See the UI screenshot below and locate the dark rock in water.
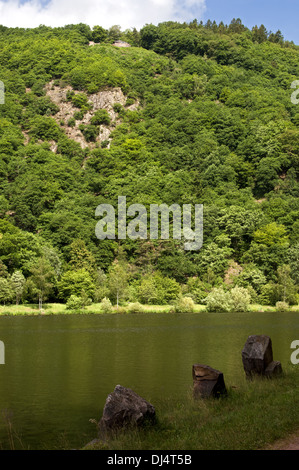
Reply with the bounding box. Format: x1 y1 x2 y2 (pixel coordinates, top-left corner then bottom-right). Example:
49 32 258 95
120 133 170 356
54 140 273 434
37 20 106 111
192 364 227 398
265 360 283 378
242 335 282 378
99 385 156 434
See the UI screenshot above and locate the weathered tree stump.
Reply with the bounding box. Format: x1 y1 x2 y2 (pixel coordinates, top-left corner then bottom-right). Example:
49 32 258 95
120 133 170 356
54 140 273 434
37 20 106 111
98 385 156 435
192 364 227 399
242 335 282 379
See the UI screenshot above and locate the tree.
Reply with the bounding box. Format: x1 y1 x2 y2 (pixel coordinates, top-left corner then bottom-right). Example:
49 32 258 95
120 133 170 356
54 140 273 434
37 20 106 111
108 260 129 307
0 277 13 305
11 271 25 305
57 268 95 302
274 265 297 305
94 267 109 302
67 239 96 275
108 25 122 42
92 25 108 43
29 257 55 309
253 223 289 246
252 24 268 43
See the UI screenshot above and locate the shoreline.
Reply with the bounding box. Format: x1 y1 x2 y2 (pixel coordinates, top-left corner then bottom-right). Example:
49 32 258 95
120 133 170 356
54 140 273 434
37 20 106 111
1 303 299 316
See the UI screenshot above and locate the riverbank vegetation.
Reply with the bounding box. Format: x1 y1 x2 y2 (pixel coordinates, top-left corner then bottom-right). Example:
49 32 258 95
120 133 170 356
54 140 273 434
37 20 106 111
0 301 298 316
0 20 298 312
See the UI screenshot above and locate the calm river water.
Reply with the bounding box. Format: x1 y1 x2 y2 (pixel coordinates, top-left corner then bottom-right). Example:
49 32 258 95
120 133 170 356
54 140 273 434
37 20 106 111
0 311 298 449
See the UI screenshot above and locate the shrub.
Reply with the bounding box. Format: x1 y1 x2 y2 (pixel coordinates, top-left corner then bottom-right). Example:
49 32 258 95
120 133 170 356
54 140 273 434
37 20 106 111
100 297 113 313
71 93 91 110
125 98 135 107
113 103 123 113
79 123 99 142
87 83 98 94
276 301 289 312
66 90 75 101
101 139 109 148
66 295 84 310
67 117 76 127
127 302 144 313
172 296 195 313
114 306 127 314
73 110 84 120
29 116 61 140
205 288 232 312
230 286 251 312
90 109 111 126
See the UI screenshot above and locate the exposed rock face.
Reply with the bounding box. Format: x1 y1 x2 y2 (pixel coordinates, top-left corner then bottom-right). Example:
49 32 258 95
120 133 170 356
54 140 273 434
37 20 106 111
44 82 139 150
99 385 156 434
192 364 227 399
113 41 131 48
242 335 282 379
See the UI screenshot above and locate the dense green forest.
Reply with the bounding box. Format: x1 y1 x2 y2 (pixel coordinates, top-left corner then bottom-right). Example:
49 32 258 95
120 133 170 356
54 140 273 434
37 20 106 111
0 19 298 310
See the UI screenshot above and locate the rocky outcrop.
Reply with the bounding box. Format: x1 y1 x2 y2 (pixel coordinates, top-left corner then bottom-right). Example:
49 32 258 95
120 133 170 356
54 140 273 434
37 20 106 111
43 82 139 150
192 364 227 399
99 385 156 434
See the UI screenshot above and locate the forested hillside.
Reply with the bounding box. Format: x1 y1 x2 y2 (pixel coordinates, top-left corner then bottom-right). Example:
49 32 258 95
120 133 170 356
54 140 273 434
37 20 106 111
0 19 298 308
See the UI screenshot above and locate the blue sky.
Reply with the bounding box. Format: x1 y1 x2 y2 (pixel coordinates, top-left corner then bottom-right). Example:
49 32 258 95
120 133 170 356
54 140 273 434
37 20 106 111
0 0 298 45
202 0 299 44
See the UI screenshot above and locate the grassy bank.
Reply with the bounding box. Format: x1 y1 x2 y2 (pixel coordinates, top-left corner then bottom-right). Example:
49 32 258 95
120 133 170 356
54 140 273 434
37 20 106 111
0 303 299 316
84 364 299 451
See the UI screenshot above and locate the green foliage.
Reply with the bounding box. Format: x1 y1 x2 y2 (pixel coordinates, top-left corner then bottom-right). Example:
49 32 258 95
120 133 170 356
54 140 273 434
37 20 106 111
67 239 96 274
253 223 289 246
79 123 99 142
137 272 181 305
172 295 195 313
90 109 111 126
57 269 95 301
205 288 232 312
66 294 85 311
10 270 26 305
108 259 130 307
229 286 251 312
205 286 251 312
70 93 92 111
0 21 297 306
28 257 55 308
0 276 13 304
275 301 289 312
99 297 113 313
127 301 143 313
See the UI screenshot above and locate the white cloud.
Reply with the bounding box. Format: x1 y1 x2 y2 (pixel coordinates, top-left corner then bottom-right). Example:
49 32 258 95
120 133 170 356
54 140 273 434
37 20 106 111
0 0 206 30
